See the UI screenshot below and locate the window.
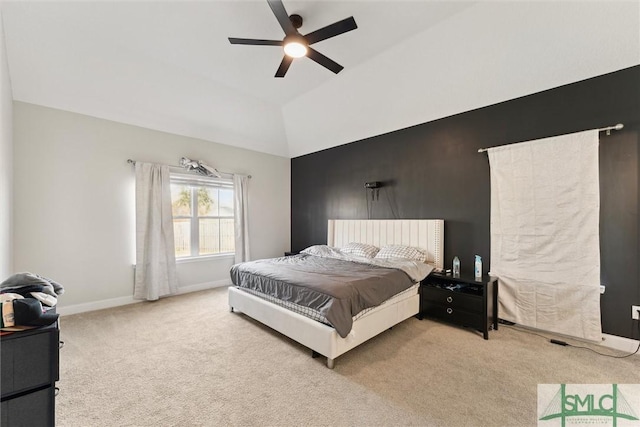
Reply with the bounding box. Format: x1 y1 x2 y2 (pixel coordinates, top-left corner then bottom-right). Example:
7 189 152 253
170 174 234 258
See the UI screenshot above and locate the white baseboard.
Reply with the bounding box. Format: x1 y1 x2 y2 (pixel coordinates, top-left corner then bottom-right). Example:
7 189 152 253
57 294 142 316
600 333 640 353
173 279 230 296
57 279 231 316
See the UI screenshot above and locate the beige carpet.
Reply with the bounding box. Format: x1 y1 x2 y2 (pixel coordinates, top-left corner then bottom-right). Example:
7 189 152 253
56 287 639 427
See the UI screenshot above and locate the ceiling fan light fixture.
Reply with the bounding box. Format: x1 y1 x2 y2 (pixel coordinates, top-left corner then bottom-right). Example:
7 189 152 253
283 36 308 58
228 0 357 77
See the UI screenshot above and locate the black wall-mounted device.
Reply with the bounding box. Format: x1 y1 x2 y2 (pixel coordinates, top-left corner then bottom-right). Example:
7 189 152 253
364 181 381 189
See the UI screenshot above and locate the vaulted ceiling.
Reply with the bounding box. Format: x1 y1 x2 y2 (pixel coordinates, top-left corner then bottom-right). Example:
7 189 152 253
2 1 638 158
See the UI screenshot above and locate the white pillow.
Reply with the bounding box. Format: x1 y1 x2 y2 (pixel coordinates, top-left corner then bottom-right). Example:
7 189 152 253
340 242 380 258
375 245 427 262
301 245 337 257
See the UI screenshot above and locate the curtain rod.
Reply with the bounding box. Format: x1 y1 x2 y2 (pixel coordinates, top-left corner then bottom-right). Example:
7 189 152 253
126 159 251 179
477 123 624 153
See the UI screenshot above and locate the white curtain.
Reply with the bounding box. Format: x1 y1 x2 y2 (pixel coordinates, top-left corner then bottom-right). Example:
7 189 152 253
488 130 602 341
233 174 250 263
134 162 178 300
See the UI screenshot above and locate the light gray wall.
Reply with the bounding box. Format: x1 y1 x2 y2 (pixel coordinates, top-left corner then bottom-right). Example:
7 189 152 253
0 11 13 280
13 102 290 311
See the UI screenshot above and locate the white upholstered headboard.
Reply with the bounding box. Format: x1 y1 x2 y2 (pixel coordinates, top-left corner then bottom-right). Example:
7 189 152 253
327 219 444 270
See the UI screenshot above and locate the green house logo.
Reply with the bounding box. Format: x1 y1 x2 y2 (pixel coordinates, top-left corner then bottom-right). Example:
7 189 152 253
539 384 639 427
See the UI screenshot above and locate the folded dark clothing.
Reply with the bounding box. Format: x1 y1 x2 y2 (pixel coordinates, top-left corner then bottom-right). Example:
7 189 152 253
0 273 65 296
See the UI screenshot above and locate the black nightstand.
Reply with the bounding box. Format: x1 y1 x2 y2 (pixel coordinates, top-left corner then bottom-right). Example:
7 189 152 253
1 322 60 426
420 272 498 339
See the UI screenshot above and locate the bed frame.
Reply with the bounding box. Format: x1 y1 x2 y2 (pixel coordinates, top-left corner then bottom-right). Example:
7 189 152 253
228 219 444 368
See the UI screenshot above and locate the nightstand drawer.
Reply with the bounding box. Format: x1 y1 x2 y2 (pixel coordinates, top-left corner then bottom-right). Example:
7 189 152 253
1 328 58 398
422 301 483 328
1 385 55 427
421 286 482 313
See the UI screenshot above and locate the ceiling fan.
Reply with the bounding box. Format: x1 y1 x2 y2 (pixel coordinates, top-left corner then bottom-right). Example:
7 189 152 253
228 0 358 78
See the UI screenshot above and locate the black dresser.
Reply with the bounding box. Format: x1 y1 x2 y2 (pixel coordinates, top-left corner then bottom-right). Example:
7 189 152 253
420 272 498 339
1 322 59 426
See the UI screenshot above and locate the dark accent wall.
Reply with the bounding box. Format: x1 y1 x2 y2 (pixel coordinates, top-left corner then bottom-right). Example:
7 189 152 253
291 66 640 340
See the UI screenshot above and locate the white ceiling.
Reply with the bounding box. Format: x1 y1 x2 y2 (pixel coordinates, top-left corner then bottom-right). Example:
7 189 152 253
2 1 639 158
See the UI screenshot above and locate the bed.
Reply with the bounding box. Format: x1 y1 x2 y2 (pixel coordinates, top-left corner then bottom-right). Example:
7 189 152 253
228 219 444 368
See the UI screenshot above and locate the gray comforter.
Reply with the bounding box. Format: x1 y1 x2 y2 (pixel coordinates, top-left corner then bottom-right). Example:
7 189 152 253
230 253 422 338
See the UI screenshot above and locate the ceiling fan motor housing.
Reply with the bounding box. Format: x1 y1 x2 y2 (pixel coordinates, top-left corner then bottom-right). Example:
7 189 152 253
290 14 303 29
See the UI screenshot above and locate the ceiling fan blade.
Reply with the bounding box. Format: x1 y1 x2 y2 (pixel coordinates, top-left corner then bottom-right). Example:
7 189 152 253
304 17 357 45
228 38 283 46
306 48 344 74
275 56 294 78
267 0 296 36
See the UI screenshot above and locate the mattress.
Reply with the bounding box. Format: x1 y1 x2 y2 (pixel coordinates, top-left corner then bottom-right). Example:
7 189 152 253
235 283 420 330
230 253 425 338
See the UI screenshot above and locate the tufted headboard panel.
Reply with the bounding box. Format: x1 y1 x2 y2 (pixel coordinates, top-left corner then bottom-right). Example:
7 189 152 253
327 219 444 270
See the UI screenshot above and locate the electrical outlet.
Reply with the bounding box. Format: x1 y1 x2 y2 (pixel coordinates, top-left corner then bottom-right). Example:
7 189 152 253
633 305 640 321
